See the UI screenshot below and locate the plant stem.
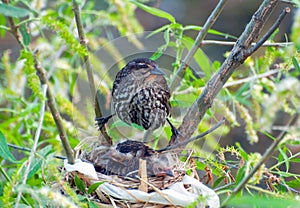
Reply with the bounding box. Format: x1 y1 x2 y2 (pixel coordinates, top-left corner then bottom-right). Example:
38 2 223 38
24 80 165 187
34 53 75 165
72 0 112 145
169 0 228 92
14 84 48 207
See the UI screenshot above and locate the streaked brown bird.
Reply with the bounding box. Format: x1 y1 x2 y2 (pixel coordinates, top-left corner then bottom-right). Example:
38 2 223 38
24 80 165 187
96 58 178 136
85 140 174 177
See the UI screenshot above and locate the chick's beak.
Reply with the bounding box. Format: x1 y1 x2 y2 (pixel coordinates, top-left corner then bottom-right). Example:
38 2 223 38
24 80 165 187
165 169 174 177
150 66 165 75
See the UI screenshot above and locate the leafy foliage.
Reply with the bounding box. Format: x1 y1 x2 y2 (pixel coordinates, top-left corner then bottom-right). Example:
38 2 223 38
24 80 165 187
0 0 299 207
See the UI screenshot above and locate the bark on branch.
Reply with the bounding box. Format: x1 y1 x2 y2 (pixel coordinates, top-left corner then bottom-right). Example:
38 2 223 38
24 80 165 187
170 0 289 145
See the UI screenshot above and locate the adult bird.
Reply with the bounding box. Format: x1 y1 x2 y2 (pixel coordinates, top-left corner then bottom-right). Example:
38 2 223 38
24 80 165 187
95 58 178 136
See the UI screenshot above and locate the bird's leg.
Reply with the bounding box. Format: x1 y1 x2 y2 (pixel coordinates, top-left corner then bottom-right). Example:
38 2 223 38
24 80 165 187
166 118 180 138
95 114 115 130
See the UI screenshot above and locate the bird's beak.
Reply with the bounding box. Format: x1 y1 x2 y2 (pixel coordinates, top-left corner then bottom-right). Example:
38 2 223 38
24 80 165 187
150 66 165 75
165 169 174 177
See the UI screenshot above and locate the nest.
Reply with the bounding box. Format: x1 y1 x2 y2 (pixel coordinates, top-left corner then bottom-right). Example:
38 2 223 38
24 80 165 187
61 138 220 207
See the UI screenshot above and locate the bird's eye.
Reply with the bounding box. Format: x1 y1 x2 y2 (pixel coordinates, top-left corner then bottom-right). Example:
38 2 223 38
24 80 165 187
136 63 148 68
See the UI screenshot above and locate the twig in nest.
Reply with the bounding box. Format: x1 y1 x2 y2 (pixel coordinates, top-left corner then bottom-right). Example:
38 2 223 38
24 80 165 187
138 159 148 192
135 176 175 206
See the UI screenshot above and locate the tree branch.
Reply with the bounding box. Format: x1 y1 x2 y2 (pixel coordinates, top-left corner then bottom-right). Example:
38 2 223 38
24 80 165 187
34 51 75 164
169 0 228 92
72 0 112 145
3 0 23 47
170 0 287 145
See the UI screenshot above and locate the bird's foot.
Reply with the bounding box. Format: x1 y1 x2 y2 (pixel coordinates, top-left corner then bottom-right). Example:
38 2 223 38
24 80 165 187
171 126 180 138
95 114 114 130
166 118 181 138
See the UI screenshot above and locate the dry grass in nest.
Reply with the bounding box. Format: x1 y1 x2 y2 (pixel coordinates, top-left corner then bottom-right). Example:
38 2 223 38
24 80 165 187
60 159 187 207
58 138 210 207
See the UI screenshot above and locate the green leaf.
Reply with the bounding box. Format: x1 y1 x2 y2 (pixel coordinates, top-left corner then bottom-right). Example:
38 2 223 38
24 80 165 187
0 3 31 18
0 15 7 37
235 166 245 183
88 182 104 194
269 28 279 41
226 195 300 208
130 1 175 23
235 142 248 160
183 25 237 39
173 93 197 107
147 24 170 38
213 176 225 188
109 120 144 131
292 56 300 73
20 146 55 179
0 131 18 163
74 174 86 192
88 201 99 208
150 49 163 60
285 178 300 189
290 158 300 163
278 147 289 172
182 36 211 77
20 24 30 46
150 28 171 60
26 157 42 179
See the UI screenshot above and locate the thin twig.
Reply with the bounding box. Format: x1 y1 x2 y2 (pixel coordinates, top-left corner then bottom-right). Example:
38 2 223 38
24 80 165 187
7 143 67 160
14 84 47 208
159 118 225 152
34 51 75 164
7 143 32 154
222 113 298 206
169 0 228 92
246 7 290 56
173 68 280 95
3 0 24 47
200 40 293 47
223 68 280 88
170 0 286 145
280 0 297 6
72 0 112 145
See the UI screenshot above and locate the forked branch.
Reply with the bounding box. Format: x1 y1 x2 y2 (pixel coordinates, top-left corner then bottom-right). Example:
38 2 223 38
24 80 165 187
170 0 289 145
